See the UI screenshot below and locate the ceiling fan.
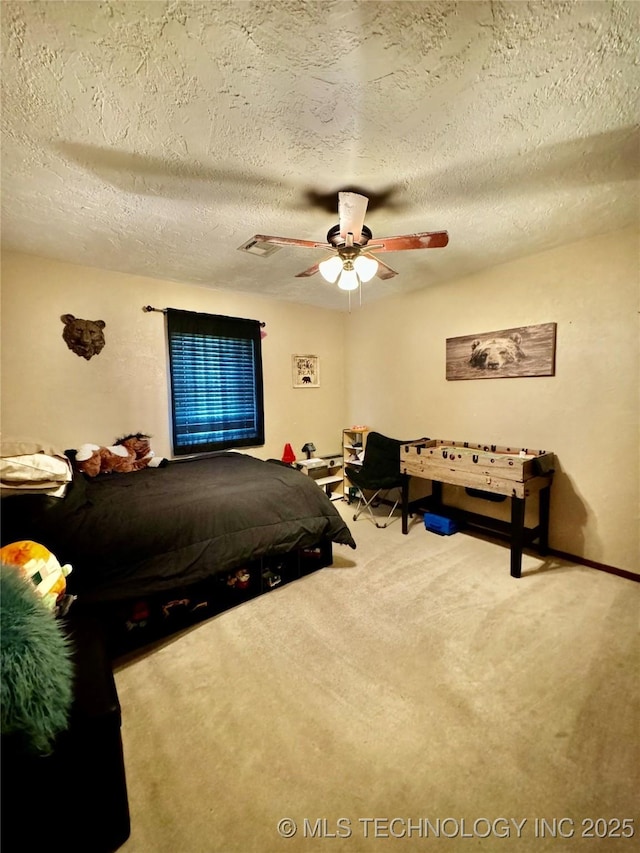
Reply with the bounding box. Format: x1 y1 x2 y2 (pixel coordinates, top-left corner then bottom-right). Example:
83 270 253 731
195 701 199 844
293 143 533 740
241 191 449 291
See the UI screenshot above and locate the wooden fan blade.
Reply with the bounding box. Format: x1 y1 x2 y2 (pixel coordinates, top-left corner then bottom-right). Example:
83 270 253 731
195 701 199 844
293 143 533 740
367 231 449 252
338 192 369 243
362 253 398 280
295 262 321 278
250 234 333 250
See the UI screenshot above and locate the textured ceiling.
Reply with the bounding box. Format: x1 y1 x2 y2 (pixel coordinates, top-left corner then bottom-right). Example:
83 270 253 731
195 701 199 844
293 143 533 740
1 1 638 311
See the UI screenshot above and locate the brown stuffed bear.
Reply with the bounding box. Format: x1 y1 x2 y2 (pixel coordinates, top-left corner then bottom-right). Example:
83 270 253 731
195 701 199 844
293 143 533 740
75 433 166 477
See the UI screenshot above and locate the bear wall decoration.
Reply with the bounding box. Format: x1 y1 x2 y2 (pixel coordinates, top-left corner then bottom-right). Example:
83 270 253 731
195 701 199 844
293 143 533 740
445 323 557 380
60 314 106 360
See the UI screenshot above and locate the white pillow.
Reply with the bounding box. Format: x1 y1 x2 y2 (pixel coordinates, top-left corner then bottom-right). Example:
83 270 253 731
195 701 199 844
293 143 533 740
0 453 72 495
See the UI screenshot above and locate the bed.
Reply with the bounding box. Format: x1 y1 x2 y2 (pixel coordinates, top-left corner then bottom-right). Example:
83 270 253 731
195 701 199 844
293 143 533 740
1 450 356 607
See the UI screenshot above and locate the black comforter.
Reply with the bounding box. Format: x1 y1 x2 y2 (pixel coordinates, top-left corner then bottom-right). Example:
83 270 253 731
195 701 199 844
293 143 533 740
1 453 356 603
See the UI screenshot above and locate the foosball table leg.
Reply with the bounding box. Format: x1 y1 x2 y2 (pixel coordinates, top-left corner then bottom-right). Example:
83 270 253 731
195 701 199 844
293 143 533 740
510 496 526 578
538 484 551 555
401 475 409 535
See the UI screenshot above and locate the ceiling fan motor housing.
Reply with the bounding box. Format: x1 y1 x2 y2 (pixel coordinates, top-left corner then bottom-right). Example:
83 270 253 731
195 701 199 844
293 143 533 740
327 223 372 247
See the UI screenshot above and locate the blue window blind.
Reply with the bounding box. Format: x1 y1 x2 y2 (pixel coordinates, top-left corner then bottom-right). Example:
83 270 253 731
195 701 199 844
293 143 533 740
167 308 264 455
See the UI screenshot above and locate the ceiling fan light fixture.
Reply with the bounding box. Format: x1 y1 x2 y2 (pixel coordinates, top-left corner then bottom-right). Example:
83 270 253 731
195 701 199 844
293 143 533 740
319 255 343 283
353 254 378 282
337 266 359 291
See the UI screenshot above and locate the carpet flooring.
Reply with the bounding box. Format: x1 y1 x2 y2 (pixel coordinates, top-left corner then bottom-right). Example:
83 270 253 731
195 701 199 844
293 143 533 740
115 502 639 852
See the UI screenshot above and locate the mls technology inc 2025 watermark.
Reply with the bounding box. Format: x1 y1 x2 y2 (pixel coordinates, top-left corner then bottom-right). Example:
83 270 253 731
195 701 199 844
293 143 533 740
276 816 635 841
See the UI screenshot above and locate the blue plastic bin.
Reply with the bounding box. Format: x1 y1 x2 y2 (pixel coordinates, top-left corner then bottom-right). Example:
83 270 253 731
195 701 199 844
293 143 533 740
423 512 459 536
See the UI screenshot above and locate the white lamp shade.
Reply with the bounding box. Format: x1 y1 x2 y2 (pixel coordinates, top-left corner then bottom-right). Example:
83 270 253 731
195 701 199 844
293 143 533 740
319 255 343 283
353 254 378 282
338 268 359 291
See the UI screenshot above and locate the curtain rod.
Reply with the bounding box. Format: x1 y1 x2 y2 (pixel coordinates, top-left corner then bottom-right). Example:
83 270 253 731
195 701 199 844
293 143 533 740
143 306 265 327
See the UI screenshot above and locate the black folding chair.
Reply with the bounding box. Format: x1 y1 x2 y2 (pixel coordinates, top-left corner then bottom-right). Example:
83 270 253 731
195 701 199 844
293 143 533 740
345 431 413 528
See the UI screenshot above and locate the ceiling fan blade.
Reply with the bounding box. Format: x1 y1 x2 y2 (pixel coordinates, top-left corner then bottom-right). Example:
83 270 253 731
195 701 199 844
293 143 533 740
367 231 449 252
338 192 369 243
249 234 332 250
362 253 398 280
295 262 321 278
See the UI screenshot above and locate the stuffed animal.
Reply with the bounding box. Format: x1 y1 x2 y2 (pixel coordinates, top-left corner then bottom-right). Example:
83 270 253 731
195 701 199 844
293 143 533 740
75 432 166 477
226 568 251 589
0 540 73 614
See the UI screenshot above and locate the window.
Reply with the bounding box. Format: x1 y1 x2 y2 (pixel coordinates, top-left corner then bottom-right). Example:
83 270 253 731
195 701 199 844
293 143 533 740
167 308 264 455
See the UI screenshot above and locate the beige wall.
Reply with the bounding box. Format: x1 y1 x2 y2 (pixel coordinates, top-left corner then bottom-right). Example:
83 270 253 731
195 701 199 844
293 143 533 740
0 252 347 461
344 227 640 574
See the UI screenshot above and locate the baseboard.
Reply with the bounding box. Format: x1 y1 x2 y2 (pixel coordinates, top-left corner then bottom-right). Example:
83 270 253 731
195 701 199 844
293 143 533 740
407 500 638 582
548 548 639 582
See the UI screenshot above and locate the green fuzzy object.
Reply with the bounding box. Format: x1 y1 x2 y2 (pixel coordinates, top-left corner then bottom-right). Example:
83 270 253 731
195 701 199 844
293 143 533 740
1 563 73 754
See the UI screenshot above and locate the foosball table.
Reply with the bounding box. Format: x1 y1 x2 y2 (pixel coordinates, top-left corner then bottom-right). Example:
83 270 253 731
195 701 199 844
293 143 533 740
400 439 555 578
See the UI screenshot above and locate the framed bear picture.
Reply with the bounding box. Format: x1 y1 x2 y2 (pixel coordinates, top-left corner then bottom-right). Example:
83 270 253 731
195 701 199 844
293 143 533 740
292 354 320 387
446 322 557 380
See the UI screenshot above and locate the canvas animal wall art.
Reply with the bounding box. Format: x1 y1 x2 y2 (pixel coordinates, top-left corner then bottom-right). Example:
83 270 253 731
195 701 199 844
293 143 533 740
469 332 526 371
446 323 556 380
